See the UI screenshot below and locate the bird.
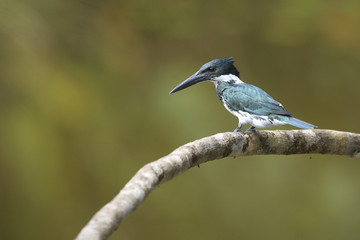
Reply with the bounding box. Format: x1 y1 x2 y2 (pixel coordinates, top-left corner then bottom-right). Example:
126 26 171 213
169 57 316 132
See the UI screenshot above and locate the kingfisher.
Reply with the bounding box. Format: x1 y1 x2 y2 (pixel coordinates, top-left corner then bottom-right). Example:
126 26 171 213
170 57 316 132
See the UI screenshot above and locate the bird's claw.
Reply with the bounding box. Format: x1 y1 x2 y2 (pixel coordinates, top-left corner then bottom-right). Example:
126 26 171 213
233 127 243 133
246 126 256 132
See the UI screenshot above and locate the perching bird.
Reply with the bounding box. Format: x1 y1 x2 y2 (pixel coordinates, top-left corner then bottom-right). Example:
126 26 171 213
170 57 316 132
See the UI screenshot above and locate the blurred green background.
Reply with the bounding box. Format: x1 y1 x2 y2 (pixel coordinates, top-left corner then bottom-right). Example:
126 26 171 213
1 0 360 239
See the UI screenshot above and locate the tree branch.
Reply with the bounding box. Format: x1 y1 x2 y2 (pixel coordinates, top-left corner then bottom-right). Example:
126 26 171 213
75 129 360 240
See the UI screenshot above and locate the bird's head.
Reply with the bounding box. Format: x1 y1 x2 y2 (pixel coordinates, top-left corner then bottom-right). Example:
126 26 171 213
170 57 240 94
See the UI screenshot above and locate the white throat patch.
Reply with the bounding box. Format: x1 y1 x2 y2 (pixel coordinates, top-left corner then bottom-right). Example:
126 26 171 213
212 74 243 84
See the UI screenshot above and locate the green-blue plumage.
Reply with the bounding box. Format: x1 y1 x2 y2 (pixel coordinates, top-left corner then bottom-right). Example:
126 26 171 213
216 81 291 116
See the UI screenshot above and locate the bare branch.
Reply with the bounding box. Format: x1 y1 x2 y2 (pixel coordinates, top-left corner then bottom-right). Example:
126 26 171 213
76 129 360 240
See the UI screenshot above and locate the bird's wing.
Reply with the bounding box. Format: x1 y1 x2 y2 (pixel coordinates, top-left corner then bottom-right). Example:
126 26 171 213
221 83 292 116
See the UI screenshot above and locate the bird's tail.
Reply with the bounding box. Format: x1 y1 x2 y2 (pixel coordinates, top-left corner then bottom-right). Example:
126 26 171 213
283 117 317 129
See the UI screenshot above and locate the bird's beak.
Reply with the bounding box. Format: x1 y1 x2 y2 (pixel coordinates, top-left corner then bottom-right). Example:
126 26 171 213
169 72 208 94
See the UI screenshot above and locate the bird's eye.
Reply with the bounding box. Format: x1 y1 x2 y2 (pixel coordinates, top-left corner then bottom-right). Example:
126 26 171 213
208 67 215 72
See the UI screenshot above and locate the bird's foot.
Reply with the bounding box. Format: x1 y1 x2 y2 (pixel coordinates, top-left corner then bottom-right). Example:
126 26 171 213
246 126 256 132
233 127 243 133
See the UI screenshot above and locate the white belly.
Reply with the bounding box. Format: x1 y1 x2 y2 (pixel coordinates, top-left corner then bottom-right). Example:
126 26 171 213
224 105 286 128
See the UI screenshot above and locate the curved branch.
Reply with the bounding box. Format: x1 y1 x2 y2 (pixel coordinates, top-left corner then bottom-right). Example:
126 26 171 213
76 129 360 240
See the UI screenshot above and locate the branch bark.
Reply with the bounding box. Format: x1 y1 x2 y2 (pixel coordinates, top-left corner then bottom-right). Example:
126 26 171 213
76 129 360 240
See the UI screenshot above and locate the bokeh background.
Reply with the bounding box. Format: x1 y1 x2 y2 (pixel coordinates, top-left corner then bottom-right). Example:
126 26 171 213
1 0 360 239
